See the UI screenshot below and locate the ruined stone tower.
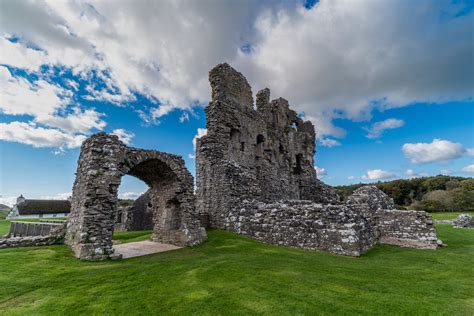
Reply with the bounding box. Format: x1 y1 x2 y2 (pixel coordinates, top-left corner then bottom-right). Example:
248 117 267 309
196 63 338 228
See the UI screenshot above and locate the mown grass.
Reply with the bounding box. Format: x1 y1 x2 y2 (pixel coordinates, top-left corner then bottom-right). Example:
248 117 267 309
113 230 152 244
0 220 11 236
431 212 474 220
0 222 472 315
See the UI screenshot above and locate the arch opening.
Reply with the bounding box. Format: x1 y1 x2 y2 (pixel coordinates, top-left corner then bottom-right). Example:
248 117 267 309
114 175 151 233
65 133 206 261
122 158 187 245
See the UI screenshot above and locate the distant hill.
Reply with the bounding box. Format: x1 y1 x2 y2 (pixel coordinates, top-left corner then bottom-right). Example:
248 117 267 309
335 175 474 212
0 204 12 219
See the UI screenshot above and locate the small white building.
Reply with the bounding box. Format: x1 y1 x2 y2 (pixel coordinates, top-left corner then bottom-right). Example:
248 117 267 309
7 195 71 219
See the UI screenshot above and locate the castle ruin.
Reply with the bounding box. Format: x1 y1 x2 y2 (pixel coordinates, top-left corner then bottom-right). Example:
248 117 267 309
1 63 437 260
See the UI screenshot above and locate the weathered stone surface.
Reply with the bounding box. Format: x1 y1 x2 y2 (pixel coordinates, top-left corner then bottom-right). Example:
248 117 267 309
8 221 64 237
66 133 206 261
376 210 438 249
347 185 395 216
225 200 375 256
195 64 438 256
347 186 438 249
0 222 66 249
114 192 154 232
453 214 474 228
196 63 340 228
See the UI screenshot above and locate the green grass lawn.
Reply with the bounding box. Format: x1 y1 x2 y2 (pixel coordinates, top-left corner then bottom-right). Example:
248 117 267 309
0 223 472 315
431 212 474 220
0 220 10 237
113 230 152 244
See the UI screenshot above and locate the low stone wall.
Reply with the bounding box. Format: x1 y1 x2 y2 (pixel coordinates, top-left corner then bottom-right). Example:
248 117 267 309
376 210 438 249
0 235 64 249
224 200 375 256
9 221 64 237
0 222 66 249
453 214 474 228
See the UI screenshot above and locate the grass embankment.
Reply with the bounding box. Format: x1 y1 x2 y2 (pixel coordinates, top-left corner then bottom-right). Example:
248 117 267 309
0 221 472 315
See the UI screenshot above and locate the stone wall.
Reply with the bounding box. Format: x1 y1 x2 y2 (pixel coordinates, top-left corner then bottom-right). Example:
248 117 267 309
196 63 339 228
453 214 474 228
0 222 66 249
114 191 154 232
346 186 438 249
8 221 64 237
194 64 438 256
224 200 375 256
66 133 206 261
376 210 438 249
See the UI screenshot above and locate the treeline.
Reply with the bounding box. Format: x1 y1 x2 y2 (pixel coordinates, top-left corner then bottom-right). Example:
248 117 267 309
335 176 474 212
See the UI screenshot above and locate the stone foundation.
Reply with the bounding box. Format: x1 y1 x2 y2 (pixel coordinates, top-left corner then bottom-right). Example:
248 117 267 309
453 214 474 228
376 210 438 249
346 186 439 249
224 200 375 256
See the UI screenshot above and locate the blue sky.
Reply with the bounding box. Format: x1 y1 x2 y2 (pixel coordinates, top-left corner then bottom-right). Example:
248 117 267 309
0 0 473 205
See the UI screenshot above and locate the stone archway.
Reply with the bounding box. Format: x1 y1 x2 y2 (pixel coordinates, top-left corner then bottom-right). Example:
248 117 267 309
65 133 206 260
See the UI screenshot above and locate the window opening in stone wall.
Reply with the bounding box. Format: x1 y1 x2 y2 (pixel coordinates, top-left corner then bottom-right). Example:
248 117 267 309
294 153 303 174
256 134 265 158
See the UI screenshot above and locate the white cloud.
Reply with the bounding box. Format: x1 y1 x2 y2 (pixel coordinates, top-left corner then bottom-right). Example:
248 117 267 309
365 118 404 139
405 169 430 179
0 0 470 136
0 65 105 149
179 112 190 123
347 176 355 180
362 169 396 180
35 108 106 134
0 66 70 117
192 128 208 150
315 166 327 179
461 164 474 173
118 191 144 200
318 138 341 147
402 139 465 164
112 128 134 145
467 148 474 157
188 153 196 159
439 169 451 176
0 121 86 149
0 37 48 71
0 195 17 207
238 1 473 134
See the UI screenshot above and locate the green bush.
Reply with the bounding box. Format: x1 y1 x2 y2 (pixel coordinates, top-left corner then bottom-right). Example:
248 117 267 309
337 175 474 212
